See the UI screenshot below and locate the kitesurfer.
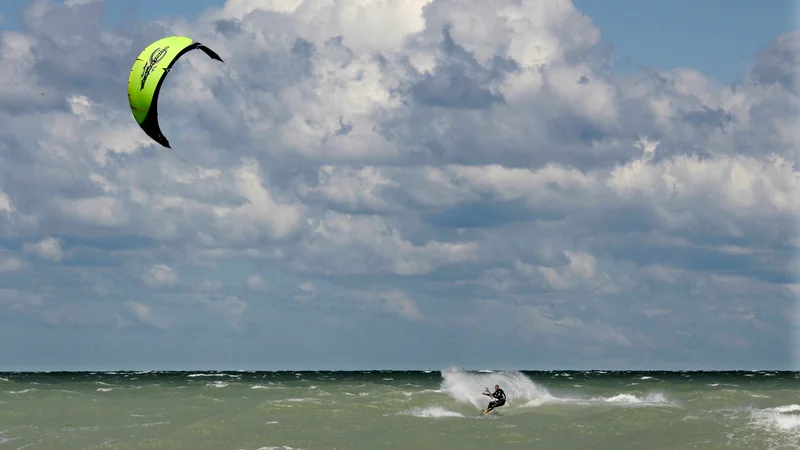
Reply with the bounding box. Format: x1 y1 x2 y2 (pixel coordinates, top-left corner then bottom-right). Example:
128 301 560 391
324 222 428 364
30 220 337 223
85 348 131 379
482 384 506 414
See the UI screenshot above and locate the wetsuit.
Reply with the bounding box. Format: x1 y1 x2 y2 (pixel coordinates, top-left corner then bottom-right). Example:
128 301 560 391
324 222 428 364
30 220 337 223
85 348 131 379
486 388 506 412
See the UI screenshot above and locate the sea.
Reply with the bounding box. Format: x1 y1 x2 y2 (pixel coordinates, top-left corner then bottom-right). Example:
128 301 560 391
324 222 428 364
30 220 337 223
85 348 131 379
0 368 797 449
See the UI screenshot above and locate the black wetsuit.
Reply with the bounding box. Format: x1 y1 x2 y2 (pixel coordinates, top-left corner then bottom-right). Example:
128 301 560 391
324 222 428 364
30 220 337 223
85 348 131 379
486 388 506 412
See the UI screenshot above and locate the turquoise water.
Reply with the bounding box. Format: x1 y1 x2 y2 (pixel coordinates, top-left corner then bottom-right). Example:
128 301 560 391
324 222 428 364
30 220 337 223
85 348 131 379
0 368 798 449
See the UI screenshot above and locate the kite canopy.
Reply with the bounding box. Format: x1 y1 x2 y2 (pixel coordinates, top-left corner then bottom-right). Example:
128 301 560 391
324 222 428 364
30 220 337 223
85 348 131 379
127 36 224 148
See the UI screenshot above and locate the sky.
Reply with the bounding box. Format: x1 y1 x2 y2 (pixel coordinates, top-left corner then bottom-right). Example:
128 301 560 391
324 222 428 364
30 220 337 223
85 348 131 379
0 0 797 371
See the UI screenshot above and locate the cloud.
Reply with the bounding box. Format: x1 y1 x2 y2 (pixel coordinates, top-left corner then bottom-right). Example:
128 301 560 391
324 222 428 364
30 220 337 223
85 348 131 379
142 264 179 288
294 211 479 276
22 236 63 261
377 290 424 321
126 301 170 329
293 281 316 301
749 30 799 93
0 0 796 369
0 255 24 272
0 191 12 213
244 275 268 293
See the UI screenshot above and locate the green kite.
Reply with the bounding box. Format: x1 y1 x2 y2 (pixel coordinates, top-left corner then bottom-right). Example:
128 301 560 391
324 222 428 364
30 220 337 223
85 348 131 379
127 36 224 148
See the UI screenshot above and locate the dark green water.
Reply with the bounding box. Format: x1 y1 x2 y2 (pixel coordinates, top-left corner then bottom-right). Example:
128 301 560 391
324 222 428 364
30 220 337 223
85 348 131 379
0 369 797 449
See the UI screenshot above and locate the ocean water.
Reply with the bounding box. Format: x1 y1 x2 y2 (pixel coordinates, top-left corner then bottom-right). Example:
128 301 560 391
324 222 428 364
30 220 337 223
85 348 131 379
0 368 798 449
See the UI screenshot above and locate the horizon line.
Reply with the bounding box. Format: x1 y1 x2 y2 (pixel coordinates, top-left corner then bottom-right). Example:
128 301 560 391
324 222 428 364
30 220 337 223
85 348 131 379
1 367 797 373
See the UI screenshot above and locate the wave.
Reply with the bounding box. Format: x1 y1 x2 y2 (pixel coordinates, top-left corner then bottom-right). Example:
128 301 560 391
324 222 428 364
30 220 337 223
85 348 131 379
284 398 324 404
0 430 19 445
188 373 240 378
751 404 800 434
241 447 303 450
123 421 170 428
589 393 671 406
8 389 36 394
401 406 465 418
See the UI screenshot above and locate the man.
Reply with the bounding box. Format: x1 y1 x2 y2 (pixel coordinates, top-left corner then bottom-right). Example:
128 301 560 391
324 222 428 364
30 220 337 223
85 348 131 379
482 384 506 414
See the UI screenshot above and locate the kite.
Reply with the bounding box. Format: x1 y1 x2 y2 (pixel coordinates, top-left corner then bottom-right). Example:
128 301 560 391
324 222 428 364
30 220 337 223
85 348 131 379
127 36 224 148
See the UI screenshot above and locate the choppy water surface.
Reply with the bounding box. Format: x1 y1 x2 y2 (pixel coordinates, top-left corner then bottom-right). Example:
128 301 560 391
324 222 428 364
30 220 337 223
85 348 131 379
0 369 797 449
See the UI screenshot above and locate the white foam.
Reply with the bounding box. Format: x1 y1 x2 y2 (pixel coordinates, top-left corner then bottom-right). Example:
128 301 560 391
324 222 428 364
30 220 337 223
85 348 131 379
749 404 800 443
770 405 800 414
97 388 113 392
284 398 323 404
241 447 302 450
403 406 465 418
207 381 228 388
402 388 441 397
124 421 170 428
594 393 672 406
8 389 35 394
0 430 20 445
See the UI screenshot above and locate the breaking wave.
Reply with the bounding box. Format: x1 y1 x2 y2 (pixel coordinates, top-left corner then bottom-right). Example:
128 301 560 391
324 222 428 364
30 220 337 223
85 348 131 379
750 404 800 447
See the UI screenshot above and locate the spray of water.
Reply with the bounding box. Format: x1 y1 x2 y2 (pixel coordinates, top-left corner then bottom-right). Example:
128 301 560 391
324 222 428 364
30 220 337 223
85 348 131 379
439 367 555 411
